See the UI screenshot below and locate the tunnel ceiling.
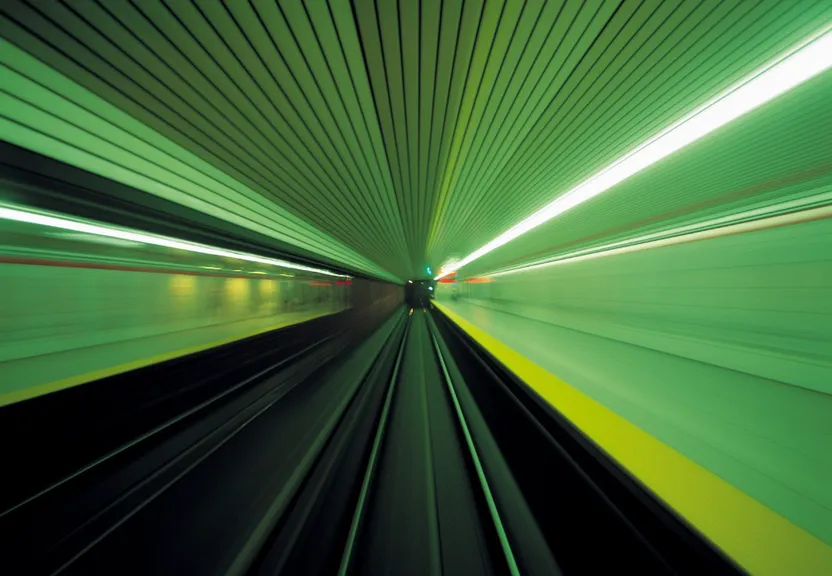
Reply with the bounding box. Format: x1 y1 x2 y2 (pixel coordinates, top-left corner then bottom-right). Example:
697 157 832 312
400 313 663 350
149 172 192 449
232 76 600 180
1 1 830 281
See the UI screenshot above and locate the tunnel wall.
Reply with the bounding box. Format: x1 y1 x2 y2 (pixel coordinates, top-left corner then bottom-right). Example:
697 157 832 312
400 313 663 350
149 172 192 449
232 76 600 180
439 217 832 395
0 264 348 363
0 221 402 402
350 276 404 314
436 216 832 544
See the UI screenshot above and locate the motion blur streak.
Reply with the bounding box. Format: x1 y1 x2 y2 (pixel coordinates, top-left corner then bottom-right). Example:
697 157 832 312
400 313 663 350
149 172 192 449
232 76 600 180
1 2 830 576
486 202 832 278
0 205 349 277
438 26 832 279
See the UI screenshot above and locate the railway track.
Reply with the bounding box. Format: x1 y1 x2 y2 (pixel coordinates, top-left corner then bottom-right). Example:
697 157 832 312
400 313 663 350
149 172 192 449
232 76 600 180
0 307 742 575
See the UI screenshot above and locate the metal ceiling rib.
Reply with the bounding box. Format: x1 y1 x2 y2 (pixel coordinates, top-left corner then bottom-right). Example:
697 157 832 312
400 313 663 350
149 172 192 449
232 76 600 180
461 64 832 275
0 39 392 278
1 1 830 281
427 0 832 262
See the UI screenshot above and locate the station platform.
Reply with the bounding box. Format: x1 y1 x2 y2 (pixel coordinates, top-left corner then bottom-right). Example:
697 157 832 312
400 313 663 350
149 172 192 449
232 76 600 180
434 299 832 574
0 310 332 407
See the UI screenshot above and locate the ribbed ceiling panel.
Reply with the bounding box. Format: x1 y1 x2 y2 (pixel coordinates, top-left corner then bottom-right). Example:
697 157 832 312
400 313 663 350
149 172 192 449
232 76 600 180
1 1 830 280
462 65 832 275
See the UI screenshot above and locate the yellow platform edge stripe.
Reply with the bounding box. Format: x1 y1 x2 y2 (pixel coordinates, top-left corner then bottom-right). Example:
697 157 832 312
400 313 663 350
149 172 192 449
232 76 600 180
0 310 332 408
434 301 832 576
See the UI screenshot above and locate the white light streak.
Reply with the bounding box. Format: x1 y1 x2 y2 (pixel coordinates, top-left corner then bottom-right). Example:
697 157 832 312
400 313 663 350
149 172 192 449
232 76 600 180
437 26 832 279
0 205 349 278
487 202 832 278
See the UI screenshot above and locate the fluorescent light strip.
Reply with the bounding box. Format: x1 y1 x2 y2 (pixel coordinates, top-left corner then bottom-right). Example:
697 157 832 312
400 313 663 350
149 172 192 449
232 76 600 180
486 203 832 278
0 205 349 278
437 26 832 280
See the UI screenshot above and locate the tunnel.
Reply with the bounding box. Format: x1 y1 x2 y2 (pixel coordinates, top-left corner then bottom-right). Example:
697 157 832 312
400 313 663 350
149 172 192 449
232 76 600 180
404 280 435 308
0 2 830 575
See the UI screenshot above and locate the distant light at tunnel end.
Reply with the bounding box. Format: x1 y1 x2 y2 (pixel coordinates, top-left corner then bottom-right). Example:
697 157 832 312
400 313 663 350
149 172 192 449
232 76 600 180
435 25 832 280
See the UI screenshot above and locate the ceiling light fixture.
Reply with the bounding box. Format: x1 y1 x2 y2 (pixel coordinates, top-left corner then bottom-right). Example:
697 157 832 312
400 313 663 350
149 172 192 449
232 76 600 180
0 205 350 278
436 26 832 279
